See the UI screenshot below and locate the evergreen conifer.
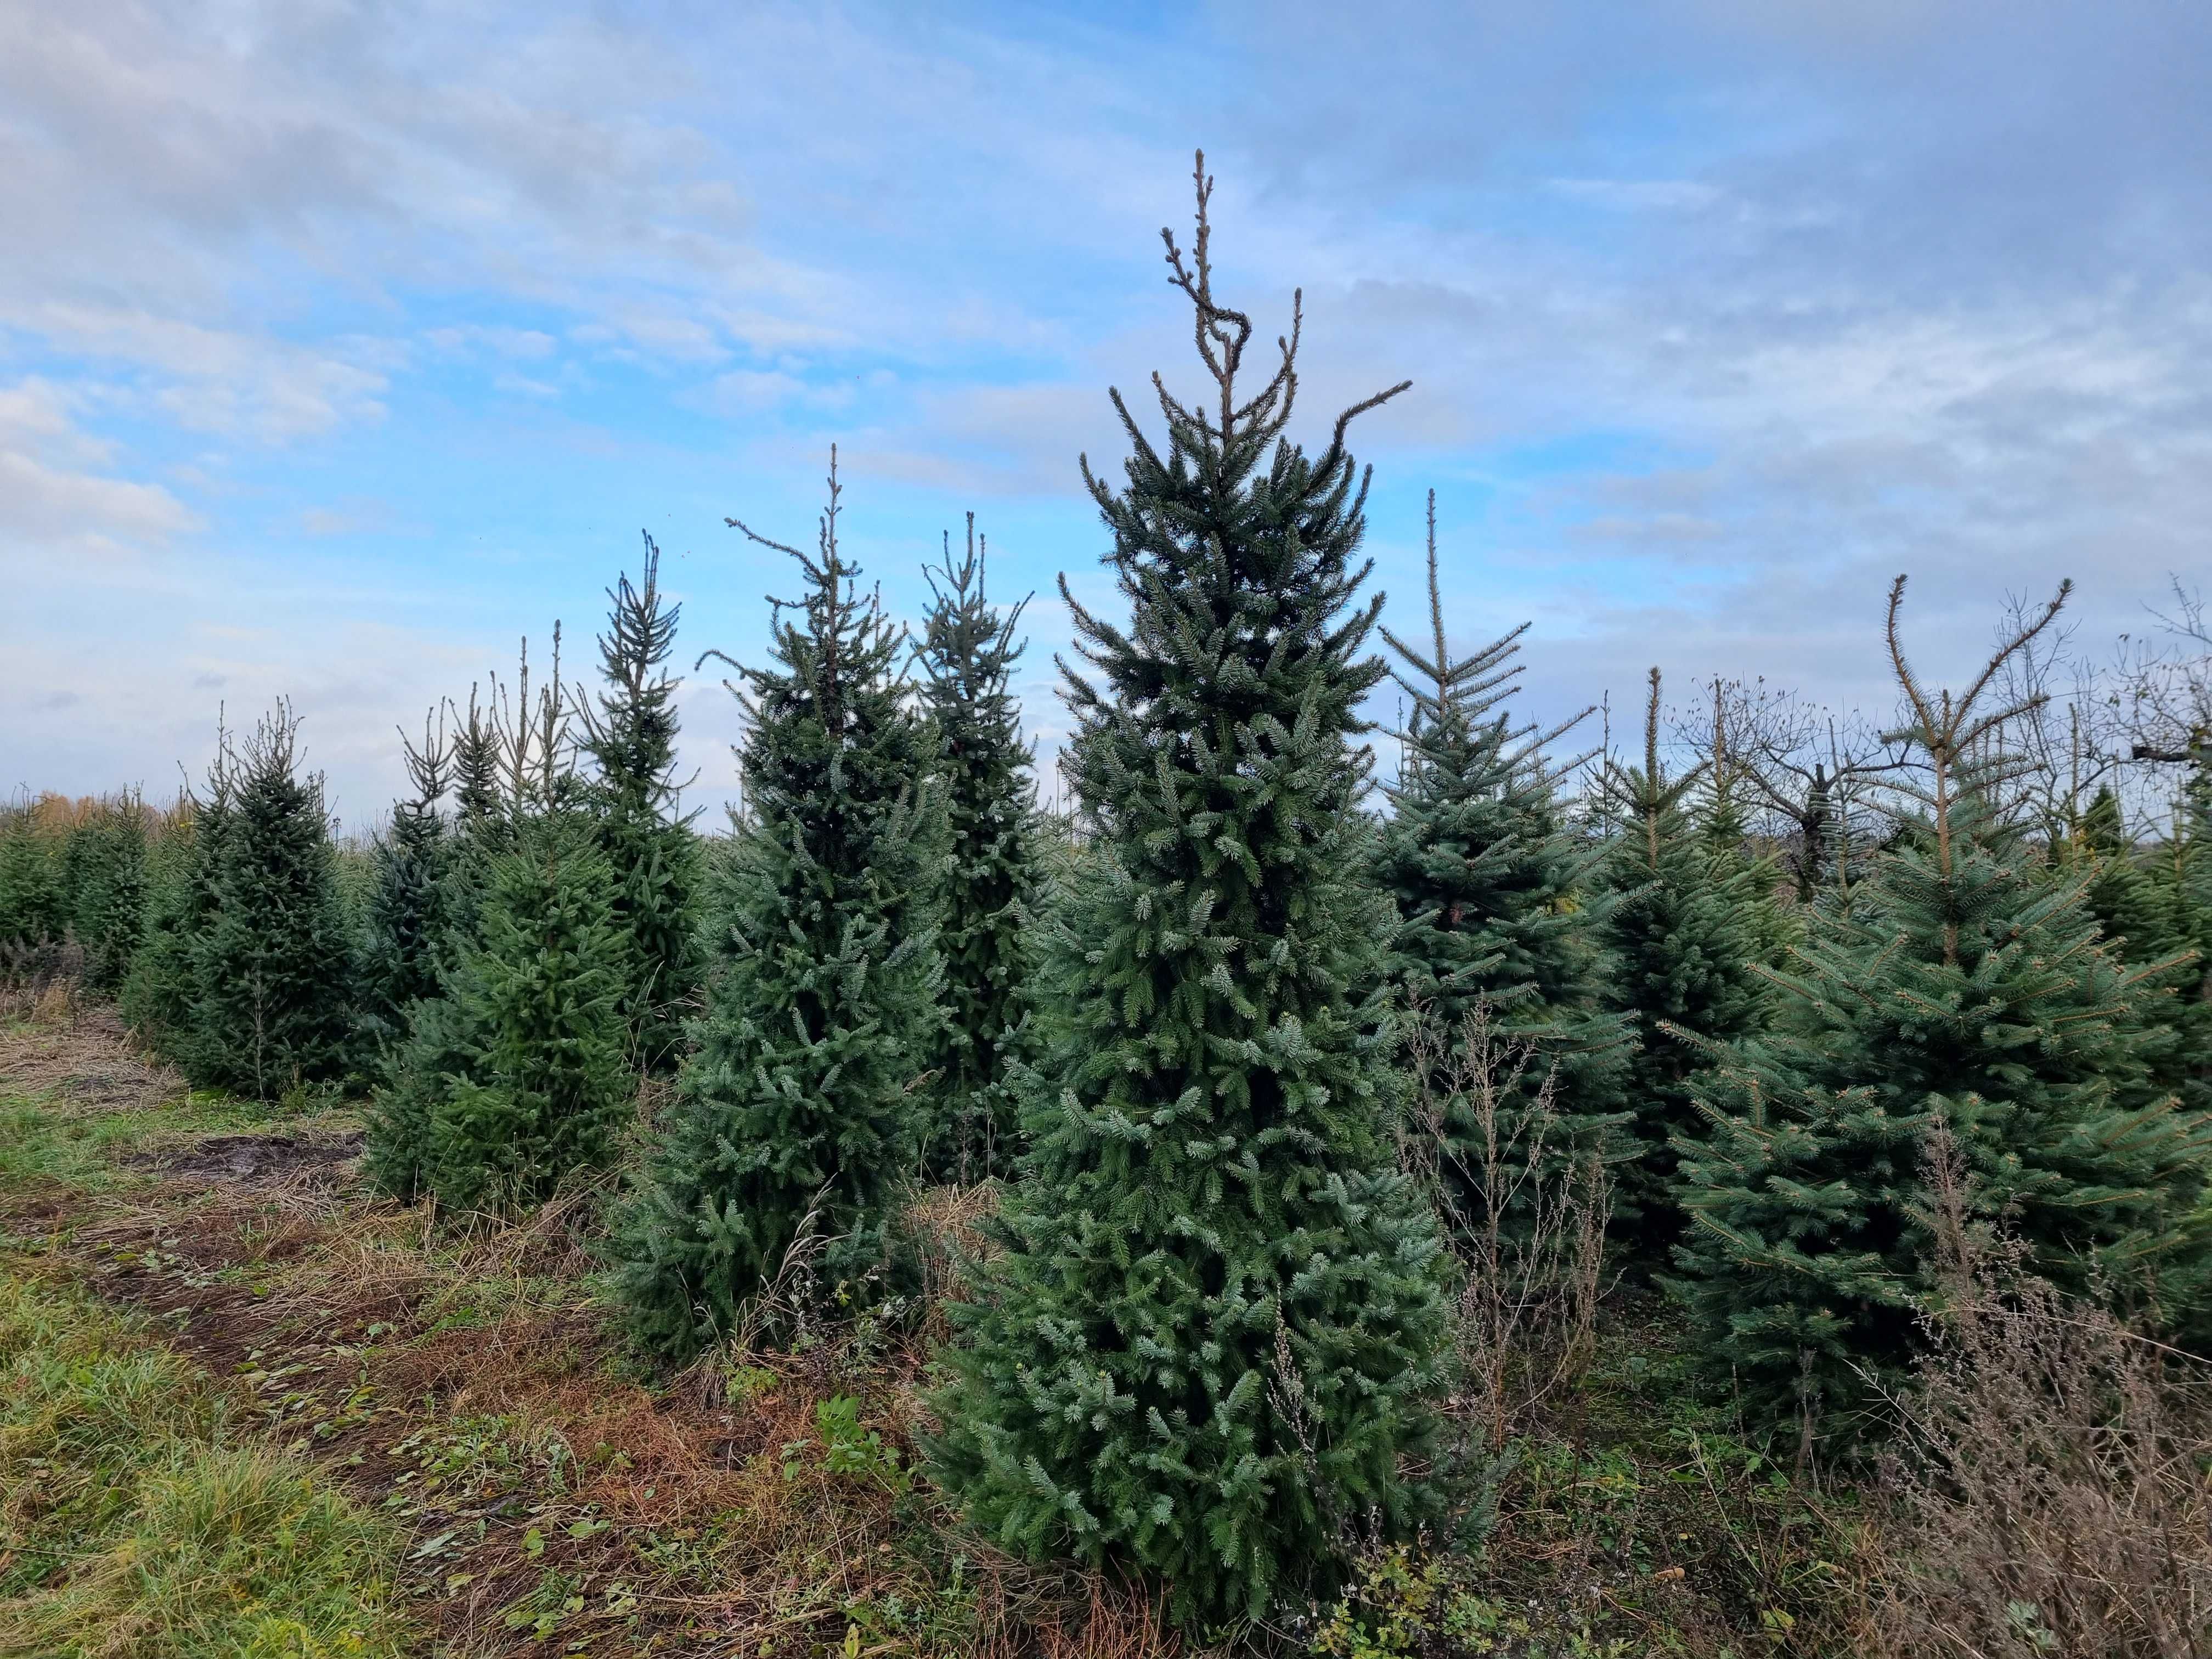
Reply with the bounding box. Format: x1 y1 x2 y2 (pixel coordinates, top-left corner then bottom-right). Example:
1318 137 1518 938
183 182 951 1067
121 746 232 1070
913 514 1040 1179
1694 682 1796 966
452 687 505 830
439 653 560 958
2147 768 2212 1115
928 165 1448 1629
359 713 455 1056
190 704 358 1101
1596 670 1771 1260
609 453 940 1356
1369 497 1635 1195
0 800 66 963
365 643 605 1200
1669 580 2212 1446
575 535 702 1073
396 827 632 1213
62 797 146 991
2073 786 2176 963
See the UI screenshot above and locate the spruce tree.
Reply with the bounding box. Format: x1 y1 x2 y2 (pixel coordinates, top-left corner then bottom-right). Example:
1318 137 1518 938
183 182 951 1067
452 687 505 830
63 797 146 991
0 799 66 964
1669 580 2212 1446
439 674 534 960
2073 786 2176 963
1369 497 1635 1195
118 801 199 1049
121 736 234 1071
2148 768 2212 1116
1596 669 1771 1261
929 165 1448 1629
395 827 632 1214
913 514 1040 1180
359 713 455 1056
191 704 357 1101
365 644 601 1200
609 452 940 1356
1695 681 1796 966
575 534 702 1073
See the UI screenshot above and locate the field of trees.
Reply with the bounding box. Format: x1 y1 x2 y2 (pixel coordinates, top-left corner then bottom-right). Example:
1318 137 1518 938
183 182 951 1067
5 170 2211 1657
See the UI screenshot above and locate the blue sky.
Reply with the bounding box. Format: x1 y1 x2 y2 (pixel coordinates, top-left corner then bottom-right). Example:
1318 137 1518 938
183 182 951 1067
5 1 2208 826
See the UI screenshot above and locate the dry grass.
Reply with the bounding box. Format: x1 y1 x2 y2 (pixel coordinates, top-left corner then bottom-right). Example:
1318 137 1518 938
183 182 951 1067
1863 1137 2212 1658
1400 1000 1611 1465
0 998 183 1117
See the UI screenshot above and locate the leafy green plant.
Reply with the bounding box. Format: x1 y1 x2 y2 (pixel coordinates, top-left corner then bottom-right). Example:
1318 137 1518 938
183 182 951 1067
786 1395 907 1492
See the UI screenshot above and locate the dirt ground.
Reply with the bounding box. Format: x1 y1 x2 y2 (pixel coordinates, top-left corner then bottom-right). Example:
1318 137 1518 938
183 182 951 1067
120 1128 365 1184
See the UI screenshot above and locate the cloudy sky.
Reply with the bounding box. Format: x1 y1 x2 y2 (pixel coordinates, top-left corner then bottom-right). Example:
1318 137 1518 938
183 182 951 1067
5 1 2207 826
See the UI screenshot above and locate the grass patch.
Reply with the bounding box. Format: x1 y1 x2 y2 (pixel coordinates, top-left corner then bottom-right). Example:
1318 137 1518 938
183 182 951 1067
0 1263 409 1658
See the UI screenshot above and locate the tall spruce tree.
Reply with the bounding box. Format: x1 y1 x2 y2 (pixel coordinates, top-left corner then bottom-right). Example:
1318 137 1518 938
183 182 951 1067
1369 496 1635 1191
575 535 702 1073
928 164 1448 1629
1669 580 2212 1447
914 514 1040 1180
1596 669 1771 1261
609 453 940 1356
190 704 357 1100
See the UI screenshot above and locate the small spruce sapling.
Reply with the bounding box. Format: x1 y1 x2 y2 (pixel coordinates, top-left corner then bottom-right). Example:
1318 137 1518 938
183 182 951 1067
121 725 236 1068
0 798 67 969
63 794 146 991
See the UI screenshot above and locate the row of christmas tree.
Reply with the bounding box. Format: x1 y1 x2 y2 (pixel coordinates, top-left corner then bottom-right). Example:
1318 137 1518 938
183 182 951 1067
5 175 2210 1634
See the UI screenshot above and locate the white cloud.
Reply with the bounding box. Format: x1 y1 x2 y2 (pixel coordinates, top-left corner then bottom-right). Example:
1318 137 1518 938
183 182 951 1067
0 449 200 556
0 379 201 560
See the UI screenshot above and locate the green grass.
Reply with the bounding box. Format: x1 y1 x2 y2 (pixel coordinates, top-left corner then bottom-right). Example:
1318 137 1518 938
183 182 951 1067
0 1265 410 1658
